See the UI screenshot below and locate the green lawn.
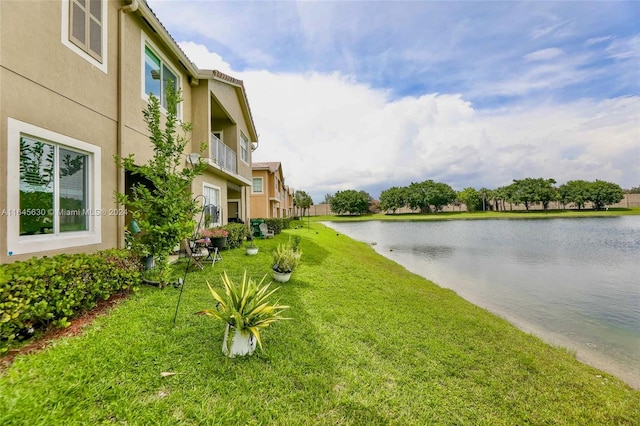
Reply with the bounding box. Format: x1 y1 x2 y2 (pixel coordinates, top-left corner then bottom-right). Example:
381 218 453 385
1 221 638 425
312 207 640 222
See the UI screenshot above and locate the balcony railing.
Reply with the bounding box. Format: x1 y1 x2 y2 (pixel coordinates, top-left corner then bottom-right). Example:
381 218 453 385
210 133 237 174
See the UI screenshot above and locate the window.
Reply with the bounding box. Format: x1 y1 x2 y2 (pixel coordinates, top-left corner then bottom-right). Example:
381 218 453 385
252 177 263 194
20 138 89 235
203 184 221 227
62 0 107 72
7 119 101 255
144 45 178 109
240 132 249 163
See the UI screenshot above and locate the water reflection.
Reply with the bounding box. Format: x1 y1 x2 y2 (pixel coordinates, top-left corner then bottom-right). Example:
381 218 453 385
390 245 454 259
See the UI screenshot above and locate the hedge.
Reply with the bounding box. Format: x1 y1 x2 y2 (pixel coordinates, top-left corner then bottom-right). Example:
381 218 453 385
0 249 142 354
260 218 291 235
220 223 249 249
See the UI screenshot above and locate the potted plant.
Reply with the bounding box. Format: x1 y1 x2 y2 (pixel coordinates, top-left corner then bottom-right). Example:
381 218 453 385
209 226 229 250
141 265 171 288
272 239 302 283
196 271 290 357
246 236 259 255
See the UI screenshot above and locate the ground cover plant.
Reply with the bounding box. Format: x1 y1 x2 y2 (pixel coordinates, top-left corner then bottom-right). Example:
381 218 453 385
1 222 638 424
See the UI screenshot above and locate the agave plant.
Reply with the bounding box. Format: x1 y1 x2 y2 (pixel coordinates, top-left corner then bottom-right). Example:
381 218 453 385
197 270 290 354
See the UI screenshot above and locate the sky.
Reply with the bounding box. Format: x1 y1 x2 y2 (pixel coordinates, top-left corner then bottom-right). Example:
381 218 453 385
147 0 640 202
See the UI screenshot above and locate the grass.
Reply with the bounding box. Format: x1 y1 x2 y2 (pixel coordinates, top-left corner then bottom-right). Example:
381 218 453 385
312 207 640 222
1 221 639 425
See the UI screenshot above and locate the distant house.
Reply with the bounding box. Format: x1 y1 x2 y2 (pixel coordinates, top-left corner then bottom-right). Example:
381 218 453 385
0 0 259 263
250 162 293 219
283 185 295 218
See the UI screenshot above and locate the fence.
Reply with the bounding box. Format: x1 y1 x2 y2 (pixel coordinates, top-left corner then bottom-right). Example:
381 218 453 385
306 194 640 216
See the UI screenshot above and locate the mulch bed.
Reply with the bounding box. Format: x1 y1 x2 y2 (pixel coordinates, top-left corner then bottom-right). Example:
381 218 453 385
0 292 131 373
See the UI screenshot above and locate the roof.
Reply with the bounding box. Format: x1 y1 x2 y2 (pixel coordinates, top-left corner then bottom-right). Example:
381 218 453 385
252 162 281 173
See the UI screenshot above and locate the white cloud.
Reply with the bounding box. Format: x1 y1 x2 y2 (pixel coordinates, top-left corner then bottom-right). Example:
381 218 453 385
524 48 564 62
180 41 233 74
182 43 640 200
605 35 640 60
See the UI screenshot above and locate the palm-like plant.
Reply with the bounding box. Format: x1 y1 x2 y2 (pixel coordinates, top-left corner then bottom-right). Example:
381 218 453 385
197 270 290 354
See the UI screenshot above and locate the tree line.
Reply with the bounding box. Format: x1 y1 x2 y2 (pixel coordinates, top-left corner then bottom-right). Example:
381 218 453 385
324 178 628 215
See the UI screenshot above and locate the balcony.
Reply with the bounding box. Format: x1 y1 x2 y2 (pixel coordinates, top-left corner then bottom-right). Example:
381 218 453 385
209 133 237 174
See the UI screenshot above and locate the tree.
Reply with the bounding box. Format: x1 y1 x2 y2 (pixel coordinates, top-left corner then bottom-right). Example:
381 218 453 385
509 179 535 211
379 186 407 214
509 178 557 211
116 83 205 285
293 190 313 217
478 187 492 211
457 187 480 212
431 182 457 211
588 180 624 210
330 190 371 215
625 185 640 194
406 180 457 213
559 180 590 209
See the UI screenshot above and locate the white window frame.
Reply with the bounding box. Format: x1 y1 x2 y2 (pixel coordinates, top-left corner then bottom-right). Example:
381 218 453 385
239 131 249 164
252 177 263 194
61 0 108 74
141 35 183 118
203 183 221 227
6 118 102 256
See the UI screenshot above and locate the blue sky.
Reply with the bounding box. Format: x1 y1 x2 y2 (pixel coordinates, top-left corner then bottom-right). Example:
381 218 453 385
148 0 639 202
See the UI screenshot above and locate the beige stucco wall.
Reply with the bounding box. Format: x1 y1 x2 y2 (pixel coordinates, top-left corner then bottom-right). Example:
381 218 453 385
0 1 261 263
119 16 194 165
1 0 121 263
189 77 257 224
190 84 211 156
0 1 196 263
308 194 640 216
208 79 253 179
250 170 271 218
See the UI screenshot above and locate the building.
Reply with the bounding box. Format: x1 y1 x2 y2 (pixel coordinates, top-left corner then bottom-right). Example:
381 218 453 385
0 0 259 263
250 162 293 219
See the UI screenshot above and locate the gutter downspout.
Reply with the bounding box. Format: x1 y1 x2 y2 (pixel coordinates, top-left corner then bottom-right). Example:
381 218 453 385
117 0 138 248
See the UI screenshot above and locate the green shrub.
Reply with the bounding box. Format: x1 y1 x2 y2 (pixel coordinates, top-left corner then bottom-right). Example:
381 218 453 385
0 250 141 353
262 218 291 235
221 223 249 249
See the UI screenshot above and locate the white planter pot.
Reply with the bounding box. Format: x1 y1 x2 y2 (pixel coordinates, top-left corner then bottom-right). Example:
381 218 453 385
272 270 292 283
246 247 259 256
222 324 256 357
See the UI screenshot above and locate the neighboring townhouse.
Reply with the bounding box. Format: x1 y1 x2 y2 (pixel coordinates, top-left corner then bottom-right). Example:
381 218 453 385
191 70 259 227
283 186 295 218
250 162 291 219
0 0 259 264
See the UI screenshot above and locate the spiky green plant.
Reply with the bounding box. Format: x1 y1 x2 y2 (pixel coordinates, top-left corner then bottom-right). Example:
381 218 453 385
272 240 302 273
197 270 290 353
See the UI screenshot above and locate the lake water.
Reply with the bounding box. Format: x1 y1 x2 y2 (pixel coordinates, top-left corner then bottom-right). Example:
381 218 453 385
323 216 640 388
